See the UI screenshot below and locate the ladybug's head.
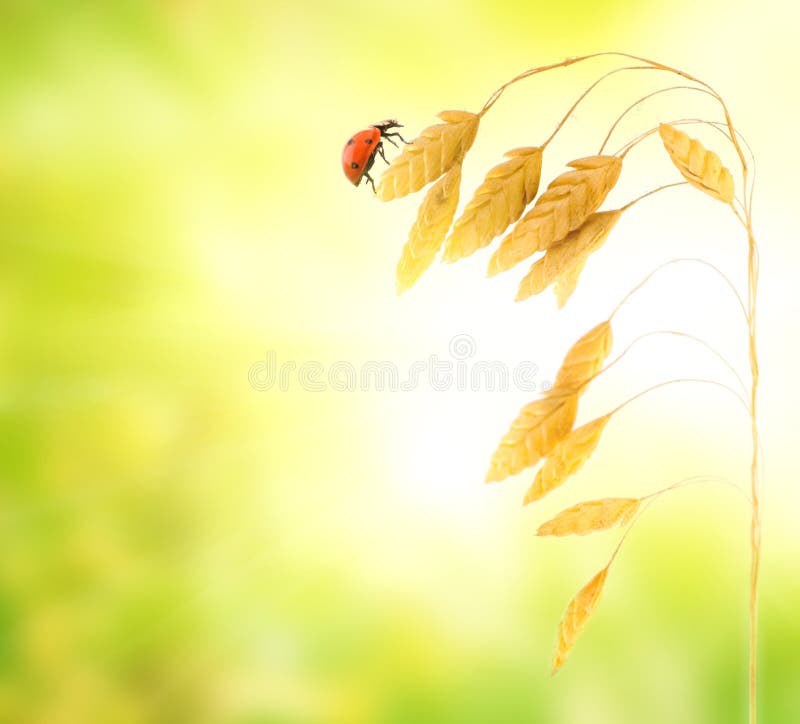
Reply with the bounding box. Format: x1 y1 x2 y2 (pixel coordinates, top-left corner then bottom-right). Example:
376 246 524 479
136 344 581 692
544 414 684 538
372 119 403 135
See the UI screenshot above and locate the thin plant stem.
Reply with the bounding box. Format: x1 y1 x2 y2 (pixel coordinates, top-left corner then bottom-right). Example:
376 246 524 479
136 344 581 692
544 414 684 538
640 474 750 505
607 377 751 418
599 329 749 399
599 85 719 154
616 116 711 157
744 198 761 724
620 181 687 212
609 257 748 326
609 474 749 568
540 65 654 149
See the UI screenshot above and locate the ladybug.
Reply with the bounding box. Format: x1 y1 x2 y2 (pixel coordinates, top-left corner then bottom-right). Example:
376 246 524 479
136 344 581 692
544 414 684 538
342 119 408 193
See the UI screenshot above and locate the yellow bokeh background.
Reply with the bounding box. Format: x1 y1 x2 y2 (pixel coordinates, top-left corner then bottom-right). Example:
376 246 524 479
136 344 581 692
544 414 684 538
1 1 798 722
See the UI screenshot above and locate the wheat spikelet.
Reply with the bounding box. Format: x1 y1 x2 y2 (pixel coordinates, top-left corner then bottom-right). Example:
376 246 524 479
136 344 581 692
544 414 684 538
396 163 462 293
553 259 586 308
552 567 609 674
486 392 578 483
443 147 543 262
523 415 610 503
516 210 623 303
377 111 479 202
536 497 640 537
659 124 734 203
554 321 613 393
487 155 622 276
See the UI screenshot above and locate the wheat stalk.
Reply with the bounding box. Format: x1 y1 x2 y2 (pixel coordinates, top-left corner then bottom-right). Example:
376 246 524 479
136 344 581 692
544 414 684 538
487 155 622 276
551 566 609 675
516 210 623 304
443 147 543 262
524 415 610 504
380 56 762 721
485 392 578 483
536 497 640 536
396 163 463 293
659 123 734 203
377 111 479 201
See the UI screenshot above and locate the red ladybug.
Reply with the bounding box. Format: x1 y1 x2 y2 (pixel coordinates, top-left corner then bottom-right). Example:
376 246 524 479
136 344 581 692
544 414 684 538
342 119 408 193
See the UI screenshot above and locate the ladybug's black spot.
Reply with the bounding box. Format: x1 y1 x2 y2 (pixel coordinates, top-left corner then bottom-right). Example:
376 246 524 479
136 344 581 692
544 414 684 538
347 138 355 145
351 162 359 169
365 138 373 144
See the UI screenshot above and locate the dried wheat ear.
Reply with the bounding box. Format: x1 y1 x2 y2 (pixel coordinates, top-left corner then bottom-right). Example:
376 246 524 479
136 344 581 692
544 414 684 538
377 60 759 705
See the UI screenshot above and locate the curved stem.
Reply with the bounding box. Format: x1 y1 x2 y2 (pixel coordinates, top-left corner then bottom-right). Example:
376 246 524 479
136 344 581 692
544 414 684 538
732 205 749 229
599 85 719 154
609 257 748 326
641 474 751 505
481 52 724 118
615 116 708 157
609 473 749 567
650 330 746 398
596 329 748 400
540 65 653 149
620 181 687 212
607 377 751 418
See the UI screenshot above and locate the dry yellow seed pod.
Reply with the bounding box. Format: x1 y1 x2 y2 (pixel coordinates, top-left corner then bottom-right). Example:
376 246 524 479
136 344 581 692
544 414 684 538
659 123 734 203
516 209 623 304
485 392 577 483
552 566 609 675
396 163 462 293
524 415 610 504
553 321 613 393
377 111 479 201
443 147 543 262
552 259 586 309
536 497 640 536
487 155 622 275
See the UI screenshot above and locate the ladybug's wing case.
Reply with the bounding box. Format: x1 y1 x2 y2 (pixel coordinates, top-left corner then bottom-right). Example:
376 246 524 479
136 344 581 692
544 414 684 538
342 127 382 185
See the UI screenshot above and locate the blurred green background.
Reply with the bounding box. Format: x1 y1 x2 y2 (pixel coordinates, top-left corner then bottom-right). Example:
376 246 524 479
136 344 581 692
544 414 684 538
1 1 798 722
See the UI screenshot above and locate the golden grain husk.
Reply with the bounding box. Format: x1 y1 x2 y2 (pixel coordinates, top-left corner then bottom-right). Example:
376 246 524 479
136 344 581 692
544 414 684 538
396 163 462 293
536 497 640 536
516 209 623 304
443 147 543 262
377 111 479 201
553 321 613 393
487 155 622 275
485 392 578 483
659 124 734 203
552 566 609 674
553 259 586 308
523 415 610 503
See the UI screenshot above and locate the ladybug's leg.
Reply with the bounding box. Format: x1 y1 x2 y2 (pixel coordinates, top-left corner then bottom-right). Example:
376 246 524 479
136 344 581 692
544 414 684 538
384 131 409 145
362 150 379 192
364 150 377 174
376 142 389 165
